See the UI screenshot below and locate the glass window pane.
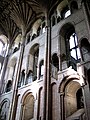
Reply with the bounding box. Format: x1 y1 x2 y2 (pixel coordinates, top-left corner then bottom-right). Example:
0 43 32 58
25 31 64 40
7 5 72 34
69 35 75 49
65 10 71 18
77 48 81 59
74 34 78 46
42 27 46 33
71 49 77 59
41 65 44 75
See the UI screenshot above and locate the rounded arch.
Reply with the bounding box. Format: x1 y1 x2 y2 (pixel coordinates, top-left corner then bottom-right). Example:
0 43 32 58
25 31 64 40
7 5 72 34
65 80 80 95
59 74 80 93
59 75 85 119
56 0 69 17
12 34 21 52
64 80 82 117
0 98 10 120
80 38 90 48
29 43 39 55
78 36 89 46
21 90 34 104
32 19 42 35
0 98 10 108
80 37 90 61
59 22 75 37
51 82 57 87
20 91 35 120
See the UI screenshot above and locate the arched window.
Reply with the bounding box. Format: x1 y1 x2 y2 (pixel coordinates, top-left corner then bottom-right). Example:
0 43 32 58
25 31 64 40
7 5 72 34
70 1 78 13
81 38 90 61
26 70 33 84
22 94 34 120
39 60 44 78
51 53 59 78
60 23 81 70
69 33 81 60
0 100 10 120
6 80 12 92
61 6 71 19
76 88 84 109
29 44 39 82
60 80 85 119
18 70 25 87
66 32 81 70
33 49 39 81
52 53 59 71
65 10 71 18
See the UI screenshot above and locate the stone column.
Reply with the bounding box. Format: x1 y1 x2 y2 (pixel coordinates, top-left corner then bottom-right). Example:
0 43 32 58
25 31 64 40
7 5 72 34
60 92 65 120
42 11 52 120
19 104 24 120
57 35 61 71
57 53 61 71
42 12 48 120
47 15 52 120
8 34 26 120
82 83 90 120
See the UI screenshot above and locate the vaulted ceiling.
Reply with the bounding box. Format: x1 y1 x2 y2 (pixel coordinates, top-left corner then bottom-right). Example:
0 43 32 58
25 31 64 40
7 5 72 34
0 0 62 45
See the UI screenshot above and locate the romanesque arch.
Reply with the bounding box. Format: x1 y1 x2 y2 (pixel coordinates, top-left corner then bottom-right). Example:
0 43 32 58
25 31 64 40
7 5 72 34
21 92 35 120
0 98 10 120
59 75 85 120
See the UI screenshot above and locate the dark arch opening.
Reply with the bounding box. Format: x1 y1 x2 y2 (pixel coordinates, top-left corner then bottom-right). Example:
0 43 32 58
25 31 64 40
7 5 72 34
52 16 56 26
6 80 12 92
39 60 44 78
60 23 81 70
81 38 90 61
76 88 84 109
52 53 59 71
70 1 78 13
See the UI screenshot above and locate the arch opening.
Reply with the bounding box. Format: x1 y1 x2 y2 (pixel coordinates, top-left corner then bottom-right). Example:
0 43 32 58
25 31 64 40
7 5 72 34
21 93 34 120
59 78 85 120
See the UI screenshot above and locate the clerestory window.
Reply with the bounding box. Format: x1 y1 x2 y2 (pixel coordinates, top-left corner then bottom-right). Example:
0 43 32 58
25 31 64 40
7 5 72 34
69 33 81 60
66 32 81 70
